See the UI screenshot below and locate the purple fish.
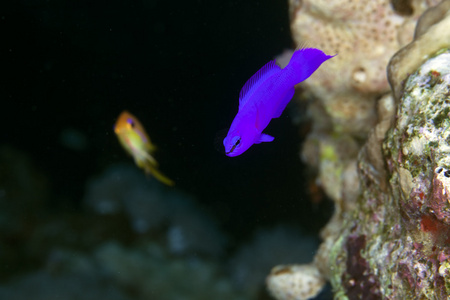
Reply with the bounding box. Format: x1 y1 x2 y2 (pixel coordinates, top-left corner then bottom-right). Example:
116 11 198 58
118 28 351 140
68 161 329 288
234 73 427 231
223 48 334 157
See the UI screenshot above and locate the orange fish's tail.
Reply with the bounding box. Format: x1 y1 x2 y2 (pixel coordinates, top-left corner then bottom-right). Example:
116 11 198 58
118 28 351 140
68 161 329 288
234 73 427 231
145 163 175 186
135 153 174 186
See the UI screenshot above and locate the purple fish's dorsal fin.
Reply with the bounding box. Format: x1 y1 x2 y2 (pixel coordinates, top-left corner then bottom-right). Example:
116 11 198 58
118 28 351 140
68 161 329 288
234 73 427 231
239 60 281 110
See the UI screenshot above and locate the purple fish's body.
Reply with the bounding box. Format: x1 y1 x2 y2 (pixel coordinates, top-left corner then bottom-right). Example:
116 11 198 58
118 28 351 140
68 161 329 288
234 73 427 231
223 48 334 157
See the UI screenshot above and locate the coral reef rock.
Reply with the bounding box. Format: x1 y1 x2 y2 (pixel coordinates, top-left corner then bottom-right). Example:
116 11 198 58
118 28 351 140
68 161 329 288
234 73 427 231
268 2 450 299
94 242 248 300
291 0 441 212
290 0 440 137
0 242 249 300
388 0 450 100
84 164 226 257
328 28 450 299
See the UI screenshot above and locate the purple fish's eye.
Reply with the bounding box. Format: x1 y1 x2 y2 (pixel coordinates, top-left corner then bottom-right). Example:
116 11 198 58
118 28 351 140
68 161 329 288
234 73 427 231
232 136 241 147
127 118 135 128
226 136 242 155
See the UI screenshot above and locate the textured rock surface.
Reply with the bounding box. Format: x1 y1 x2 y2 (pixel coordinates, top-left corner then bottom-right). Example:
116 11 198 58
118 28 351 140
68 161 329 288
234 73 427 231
290 0 441 208
389 0 450 99
268 2 450 299
321 3 450 297
325 49 450 299
290 0 439 137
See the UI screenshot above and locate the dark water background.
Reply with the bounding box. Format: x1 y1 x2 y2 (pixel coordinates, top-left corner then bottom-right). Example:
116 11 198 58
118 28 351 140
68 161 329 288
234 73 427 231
2 0 332 246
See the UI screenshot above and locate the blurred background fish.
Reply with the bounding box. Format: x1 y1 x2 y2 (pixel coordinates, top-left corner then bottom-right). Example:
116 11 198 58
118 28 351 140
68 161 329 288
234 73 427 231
114 110 174 186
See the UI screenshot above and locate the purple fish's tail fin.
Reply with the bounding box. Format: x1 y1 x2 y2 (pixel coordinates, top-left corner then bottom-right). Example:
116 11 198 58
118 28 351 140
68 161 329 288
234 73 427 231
283 48 335 85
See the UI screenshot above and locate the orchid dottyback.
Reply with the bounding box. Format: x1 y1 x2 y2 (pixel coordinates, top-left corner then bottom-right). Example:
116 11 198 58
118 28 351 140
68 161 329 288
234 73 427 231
223 48 334 157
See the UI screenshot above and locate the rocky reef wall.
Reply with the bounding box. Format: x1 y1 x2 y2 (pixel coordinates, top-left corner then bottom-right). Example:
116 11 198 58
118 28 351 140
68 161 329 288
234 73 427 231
268 1 450 299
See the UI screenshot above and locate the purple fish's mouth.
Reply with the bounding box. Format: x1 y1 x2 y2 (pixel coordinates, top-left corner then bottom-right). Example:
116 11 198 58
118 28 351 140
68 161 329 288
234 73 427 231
226 144 237 155
226 148 242 157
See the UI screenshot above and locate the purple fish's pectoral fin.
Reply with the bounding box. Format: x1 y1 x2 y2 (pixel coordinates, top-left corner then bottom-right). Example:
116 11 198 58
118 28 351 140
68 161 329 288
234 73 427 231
255 133 274 144
239 61 281 110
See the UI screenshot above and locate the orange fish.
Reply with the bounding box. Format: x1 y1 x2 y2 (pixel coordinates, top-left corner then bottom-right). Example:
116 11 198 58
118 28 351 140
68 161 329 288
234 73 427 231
114 110 174 186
